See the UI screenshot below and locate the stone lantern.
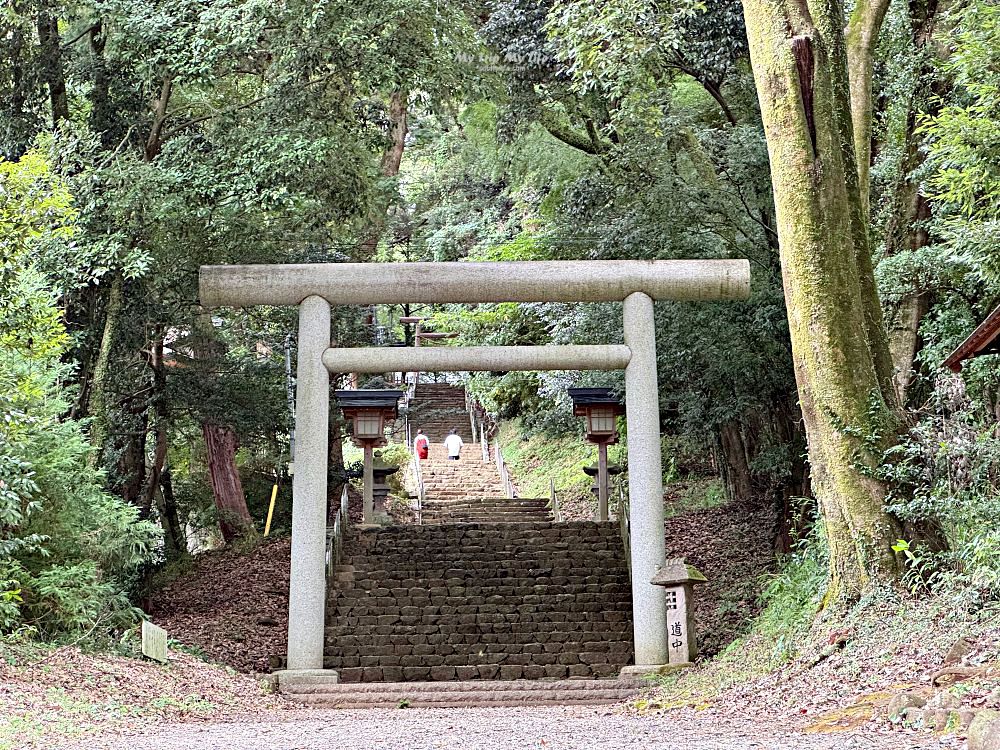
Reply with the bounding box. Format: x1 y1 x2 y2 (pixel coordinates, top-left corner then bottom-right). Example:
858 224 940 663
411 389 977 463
583 462 623 507
650 558 708 665
568 388 624 522
370 457 400 523
334 389 403 524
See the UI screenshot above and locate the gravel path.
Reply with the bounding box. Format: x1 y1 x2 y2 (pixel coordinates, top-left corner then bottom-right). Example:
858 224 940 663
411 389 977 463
56 706 956 750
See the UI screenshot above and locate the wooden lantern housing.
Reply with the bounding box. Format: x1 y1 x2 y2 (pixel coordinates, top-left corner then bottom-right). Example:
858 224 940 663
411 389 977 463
568 387 624 444
334 389 403 443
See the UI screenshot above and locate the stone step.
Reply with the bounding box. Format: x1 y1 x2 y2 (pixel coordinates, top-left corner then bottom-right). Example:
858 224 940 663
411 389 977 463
418 501 547 505
279 676 640 708
418 506 550 511
347 521 614 531
324 616 630 631
338 569 626 581
418 518 554 524
332 579 631 590
418 510 552 516
324 662 627 682
417 515 554 522
328 604 632 616
326 612 632 627
322 628 632 643
323 638 633 650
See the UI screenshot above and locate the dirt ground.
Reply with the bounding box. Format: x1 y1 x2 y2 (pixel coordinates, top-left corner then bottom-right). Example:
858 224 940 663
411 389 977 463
49 706 956 750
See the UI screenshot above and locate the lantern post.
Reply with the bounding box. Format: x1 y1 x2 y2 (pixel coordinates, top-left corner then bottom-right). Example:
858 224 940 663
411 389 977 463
568 388 624 522
334 390 403 524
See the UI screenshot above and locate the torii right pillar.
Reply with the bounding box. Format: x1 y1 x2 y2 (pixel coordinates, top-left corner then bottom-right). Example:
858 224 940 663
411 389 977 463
623 291 669 668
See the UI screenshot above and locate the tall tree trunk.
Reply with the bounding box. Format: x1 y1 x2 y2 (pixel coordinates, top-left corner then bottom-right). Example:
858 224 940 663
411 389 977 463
202 422 254 543
888 291 929 403
36 12 69 124
740 0 904 603
883 0 943 405
145 76 172 161
141 336 168 519
5 20 32 159
119 413 149 513
87 274 124 466
716 421 754 503
158 466 185 557
845 0 892 216
357 89 408 258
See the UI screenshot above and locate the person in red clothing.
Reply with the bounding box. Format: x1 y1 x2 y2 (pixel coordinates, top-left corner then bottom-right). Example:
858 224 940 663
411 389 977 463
414 429 430 460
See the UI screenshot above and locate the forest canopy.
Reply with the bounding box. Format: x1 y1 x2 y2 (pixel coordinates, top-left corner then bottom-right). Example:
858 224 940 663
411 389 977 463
1 0 999 642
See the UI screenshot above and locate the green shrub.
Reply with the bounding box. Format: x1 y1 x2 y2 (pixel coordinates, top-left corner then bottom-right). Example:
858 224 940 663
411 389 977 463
752 539 826 664
884 375 1000 600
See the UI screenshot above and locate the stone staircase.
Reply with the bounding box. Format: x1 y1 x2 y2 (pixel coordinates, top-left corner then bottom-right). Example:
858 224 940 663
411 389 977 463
409 382 471 442
410 381 553 523
287 381 640 708
417 444 553 524
322 522 635 683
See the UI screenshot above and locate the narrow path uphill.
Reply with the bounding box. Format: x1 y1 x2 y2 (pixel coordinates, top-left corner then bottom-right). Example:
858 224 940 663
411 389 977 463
305 384 637 708
419 443 551 523
408 382 472 443
409 382 551 523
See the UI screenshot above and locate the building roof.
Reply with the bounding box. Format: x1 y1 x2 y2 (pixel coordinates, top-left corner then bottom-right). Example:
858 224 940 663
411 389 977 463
943 304 1000 372
567 387 622 406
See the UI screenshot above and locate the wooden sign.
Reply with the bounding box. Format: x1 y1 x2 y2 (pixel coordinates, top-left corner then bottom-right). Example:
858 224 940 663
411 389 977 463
141 620 168 663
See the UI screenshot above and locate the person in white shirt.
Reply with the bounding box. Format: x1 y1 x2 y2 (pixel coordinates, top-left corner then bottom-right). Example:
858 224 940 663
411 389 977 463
443 429 464 461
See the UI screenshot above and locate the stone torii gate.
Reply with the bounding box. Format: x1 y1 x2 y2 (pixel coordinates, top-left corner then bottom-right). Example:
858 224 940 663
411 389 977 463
198 259 750 675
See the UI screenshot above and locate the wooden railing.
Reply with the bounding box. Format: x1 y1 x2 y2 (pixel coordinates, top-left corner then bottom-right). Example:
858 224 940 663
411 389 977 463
493 436 516 499
326 484 350 578
411 452 425 525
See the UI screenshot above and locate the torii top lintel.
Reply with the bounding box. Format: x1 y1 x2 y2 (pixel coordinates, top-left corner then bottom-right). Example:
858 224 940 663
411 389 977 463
198 260 750 308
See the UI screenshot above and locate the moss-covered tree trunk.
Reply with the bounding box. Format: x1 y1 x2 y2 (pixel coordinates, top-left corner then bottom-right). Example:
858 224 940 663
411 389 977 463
740 0 904 603
86 273 123 467
883 0 944 405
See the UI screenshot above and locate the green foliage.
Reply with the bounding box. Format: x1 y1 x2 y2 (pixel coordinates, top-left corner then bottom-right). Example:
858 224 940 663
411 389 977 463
884 375 1000 601
726 537 826 667
546 0 747 127
754 547 825 662
499 419 594 504
375 442 413 498
920 1 1000 284
0 153 158 639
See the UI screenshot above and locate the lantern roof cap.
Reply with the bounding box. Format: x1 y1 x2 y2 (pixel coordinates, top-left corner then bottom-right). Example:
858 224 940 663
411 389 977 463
567 387 622 407
650 558 708 586
334 389 404 412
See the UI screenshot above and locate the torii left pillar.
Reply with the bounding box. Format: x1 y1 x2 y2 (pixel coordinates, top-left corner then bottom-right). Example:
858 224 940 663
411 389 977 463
286 295 330 670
